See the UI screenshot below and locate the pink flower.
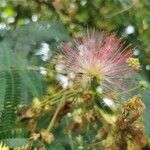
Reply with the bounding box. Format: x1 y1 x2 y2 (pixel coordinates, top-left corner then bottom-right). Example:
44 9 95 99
60 31 137 92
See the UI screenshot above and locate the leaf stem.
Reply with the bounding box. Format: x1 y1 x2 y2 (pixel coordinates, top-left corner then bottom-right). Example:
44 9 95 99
118 85 140 95
47 95 66 131
47 89 81 131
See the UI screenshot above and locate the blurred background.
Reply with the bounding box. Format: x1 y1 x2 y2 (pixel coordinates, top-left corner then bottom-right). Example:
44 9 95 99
0 0 150 148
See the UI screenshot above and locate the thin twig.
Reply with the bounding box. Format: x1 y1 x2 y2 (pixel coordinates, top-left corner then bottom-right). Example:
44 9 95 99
104 4 134 19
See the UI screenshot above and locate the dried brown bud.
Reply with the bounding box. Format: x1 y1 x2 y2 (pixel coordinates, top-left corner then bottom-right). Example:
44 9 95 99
17 106 35 121
117 95 145 130
40 129 54 144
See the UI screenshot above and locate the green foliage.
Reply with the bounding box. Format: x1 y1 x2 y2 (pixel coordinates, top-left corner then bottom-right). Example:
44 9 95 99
0 22 70 148
0 43 21 131
0 72 20 131
140 72 150 136
0 22 70 63
0 129 29 148
0 0 149 149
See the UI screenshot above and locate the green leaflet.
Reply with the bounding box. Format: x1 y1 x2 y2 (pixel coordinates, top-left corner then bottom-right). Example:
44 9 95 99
0 129 29 148
0 42 43 132
0 43 21 131
0 72 20 131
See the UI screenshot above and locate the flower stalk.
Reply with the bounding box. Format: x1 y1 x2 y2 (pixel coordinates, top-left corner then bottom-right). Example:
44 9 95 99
47 89 81 131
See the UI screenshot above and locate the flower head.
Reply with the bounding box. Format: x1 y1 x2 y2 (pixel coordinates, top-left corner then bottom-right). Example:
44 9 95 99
60 31 138 92
139 81 148 90
126 57 140 70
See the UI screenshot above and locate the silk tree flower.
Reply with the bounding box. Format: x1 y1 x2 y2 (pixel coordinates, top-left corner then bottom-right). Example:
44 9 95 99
60 31 140 92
